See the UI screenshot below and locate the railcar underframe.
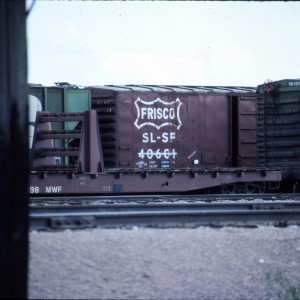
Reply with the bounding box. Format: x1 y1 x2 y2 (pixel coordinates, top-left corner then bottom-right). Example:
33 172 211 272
30 168 281 195
29 110 281 195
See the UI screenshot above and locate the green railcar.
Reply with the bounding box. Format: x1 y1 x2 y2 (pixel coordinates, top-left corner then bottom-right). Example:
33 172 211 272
28 83 91 166
256 79 300 181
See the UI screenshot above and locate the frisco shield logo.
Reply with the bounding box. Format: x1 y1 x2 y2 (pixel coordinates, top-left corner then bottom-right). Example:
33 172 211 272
134 97 183 130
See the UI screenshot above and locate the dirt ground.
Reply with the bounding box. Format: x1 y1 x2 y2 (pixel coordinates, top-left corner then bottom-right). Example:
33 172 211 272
29 225 300 299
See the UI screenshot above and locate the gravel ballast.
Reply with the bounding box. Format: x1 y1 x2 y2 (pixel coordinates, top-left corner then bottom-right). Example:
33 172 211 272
29 226 300 299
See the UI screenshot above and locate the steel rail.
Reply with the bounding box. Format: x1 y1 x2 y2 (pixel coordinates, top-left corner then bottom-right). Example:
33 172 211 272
29 201 300 230
29 193 300 205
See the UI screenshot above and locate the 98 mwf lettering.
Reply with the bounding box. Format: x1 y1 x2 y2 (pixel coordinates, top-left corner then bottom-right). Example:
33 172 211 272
30 186 62 193
142 132 176 143
141 107 175 120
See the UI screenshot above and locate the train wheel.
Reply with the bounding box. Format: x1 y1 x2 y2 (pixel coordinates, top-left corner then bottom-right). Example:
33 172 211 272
222 183 265 194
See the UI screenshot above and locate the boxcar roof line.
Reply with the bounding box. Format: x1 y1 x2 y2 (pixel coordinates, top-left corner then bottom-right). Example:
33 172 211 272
89 84 256 94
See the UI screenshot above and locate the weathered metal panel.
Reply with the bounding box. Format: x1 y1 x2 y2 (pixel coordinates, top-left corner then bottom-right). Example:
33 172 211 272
237 95 257 167
91 87 257 169
28 85 91 128
256 79 300 178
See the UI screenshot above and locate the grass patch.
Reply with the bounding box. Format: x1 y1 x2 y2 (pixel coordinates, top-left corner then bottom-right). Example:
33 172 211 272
265 270 300 300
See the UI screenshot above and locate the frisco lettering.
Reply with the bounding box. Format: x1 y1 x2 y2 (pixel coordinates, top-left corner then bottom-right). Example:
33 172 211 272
141 107 175 120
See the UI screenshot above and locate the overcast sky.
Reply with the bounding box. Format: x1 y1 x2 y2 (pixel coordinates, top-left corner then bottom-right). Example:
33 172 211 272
26 1 300 87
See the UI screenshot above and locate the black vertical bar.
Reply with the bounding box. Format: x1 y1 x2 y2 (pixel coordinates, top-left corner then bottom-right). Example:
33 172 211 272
0 1 28 299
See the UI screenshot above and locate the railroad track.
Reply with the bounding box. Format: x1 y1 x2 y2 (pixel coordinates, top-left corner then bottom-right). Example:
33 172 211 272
29 193 300 206
29 194 300 230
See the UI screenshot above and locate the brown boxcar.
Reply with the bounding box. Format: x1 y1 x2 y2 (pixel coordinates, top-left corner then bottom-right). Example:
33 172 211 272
91 85 257 169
